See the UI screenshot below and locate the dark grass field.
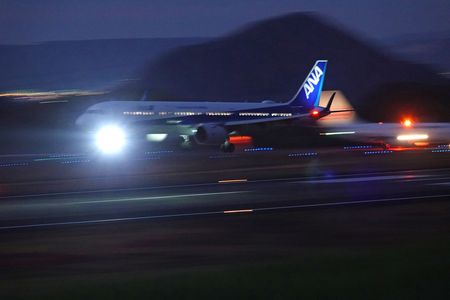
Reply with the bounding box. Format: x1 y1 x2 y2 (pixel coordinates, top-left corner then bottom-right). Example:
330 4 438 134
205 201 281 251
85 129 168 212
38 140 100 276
1 199 449 299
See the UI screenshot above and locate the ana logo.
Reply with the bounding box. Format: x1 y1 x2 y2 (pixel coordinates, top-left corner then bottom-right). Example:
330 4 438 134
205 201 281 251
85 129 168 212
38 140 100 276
304 66 323 99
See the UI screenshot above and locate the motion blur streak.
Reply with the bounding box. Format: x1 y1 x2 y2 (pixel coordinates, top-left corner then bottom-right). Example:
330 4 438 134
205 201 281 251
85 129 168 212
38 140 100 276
0 90 104 101
218 179 248 183
61 191 249 206
295 174 430 184
223 209 253 214
252 194 450 213
319 131 355 136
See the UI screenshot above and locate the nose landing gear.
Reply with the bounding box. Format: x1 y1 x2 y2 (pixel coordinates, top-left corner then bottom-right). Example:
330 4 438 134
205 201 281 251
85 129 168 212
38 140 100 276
179 135 193 150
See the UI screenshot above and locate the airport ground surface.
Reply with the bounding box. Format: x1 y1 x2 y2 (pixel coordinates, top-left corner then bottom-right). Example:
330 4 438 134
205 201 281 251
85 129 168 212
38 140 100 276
1 146 450 299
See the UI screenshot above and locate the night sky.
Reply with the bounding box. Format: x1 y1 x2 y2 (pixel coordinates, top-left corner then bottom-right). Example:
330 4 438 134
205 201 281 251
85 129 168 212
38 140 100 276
1 0 449 44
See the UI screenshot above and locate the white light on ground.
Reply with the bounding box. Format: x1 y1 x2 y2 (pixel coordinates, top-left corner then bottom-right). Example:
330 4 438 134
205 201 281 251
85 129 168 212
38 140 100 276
95 125 126 154
396 134 428 141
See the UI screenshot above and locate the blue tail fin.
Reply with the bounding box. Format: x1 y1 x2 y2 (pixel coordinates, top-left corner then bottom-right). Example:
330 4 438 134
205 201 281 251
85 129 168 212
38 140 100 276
288 60 327 108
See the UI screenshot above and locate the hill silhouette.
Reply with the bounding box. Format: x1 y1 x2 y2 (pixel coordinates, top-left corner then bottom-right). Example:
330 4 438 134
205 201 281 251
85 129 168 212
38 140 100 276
138 13 449 121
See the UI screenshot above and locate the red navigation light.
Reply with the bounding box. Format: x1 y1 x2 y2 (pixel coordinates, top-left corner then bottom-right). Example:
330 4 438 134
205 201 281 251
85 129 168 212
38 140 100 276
402 119 413 128
311 110 320 118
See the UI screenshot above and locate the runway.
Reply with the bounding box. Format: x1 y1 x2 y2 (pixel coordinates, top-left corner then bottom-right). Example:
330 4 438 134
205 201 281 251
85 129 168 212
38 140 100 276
0 148 449 230
1 146 450 299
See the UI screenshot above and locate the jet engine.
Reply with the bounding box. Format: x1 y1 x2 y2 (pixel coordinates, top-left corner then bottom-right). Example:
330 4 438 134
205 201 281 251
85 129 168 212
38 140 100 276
194 124 229 145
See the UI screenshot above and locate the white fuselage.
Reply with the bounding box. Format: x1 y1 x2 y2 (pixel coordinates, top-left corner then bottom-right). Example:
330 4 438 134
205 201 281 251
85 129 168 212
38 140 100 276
75 100 297 130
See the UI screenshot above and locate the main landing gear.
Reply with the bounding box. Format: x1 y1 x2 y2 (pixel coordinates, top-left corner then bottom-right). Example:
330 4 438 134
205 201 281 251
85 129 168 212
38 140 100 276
220 141 235 153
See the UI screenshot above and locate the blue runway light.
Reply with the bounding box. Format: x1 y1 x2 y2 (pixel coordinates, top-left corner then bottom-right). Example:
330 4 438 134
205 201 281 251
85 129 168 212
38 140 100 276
144 150 174 155
133 156 161 161
343 145 374 150
364 150 393 155
431 149 450 153
49 154 80 158
244 147 273 152
0 162 29 168
288 152 318 157
61 159 90 164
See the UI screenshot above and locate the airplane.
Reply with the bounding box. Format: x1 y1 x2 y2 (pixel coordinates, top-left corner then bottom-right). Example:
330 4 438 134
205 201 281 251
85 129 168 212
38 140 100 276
76 60 349 154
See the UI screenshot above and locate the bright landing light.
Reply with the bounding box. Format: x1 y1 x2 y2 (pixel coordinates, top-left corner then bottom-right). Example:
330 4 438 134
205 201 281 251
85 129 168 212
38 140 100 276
95 125 126 154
